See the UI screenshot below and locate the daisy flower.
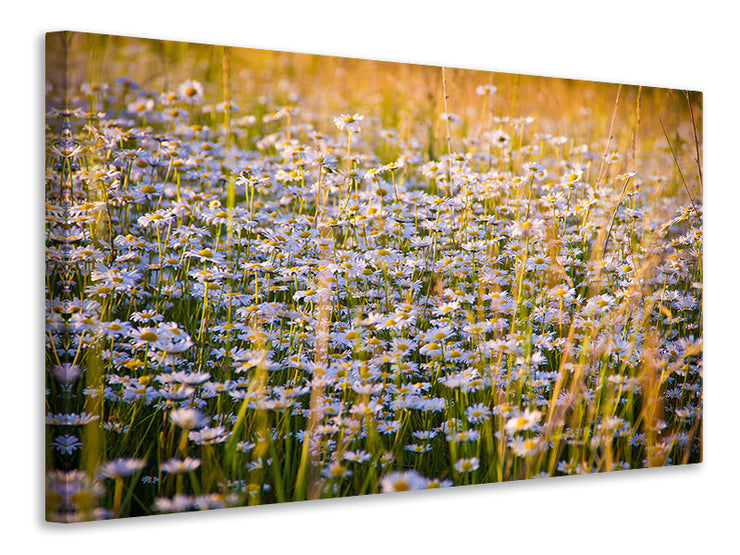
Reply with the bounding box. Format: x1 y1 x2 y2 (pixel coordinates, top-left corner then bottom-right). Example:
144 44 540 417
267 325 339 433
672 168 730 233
153 495 194 513
476 84 498 96
333 113 364 133
178 79 204 103
98 458 146 479
188 426 230 445
160 457 201 474
169 408 209 430
52 434 83 454
504 409 542 435
466 403 492 423
343 450 372 463
380 470 429 492
454 457 480 473
322 462 352 479
509 436 544 457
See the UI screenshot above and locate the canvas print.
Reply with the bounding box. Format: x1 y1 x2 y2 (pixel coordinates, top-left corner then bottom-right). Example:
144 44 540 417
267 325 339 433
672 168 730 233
45 31 703 522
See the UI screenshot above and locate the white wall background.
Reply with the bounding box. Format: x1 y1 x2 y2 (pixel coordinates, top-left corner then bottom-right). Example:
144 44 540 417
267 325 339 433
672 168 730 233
6 2 736 553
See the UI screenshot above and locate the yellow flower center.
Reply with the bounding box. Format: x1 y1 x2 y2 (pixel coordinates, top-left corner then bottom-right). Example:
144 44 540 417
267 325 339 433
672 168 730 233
393 480 409 491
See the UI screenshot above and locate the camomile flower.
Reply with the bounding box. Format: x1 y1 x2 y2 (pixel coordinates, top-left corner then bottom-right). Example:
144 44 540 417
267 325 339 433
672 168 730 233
604 151 622 164
405 443 432 454
466 403 492 423
372 179 395 199
169 408 209 430
426 478 454 489
523 161 543 175
153 495 194 513
583 294 615 316
127 97 155 116
98 458 146 479
487 129 511 148
527 254 550 272
378 420 402 435
322 462 352 479
454 457 480 473
390 337 417 353
68 313 99 333
343 450 372 463
561 166 584 185
116 76 139 90
122 382 160 404
333 113 364 133
412 429 438 441
130 327 162 348
160 457 201 474
237 441 256 453
380 470 429 492
421 398 446 412
520 143 540 156
178 80 204 103
130 311 164 324
434 300 460 317
348 400 384 418
548 284 576 303
476 84 498 96
462 321 491 337
447 429 480 442
215 100 239 113
509 436 544 457
99 319 133 339
306 150 339 170
419 341 444 357
421 160 445 180
52 434 83 454
504 409 542 435
510 219 544 239
167 371 211 385
188 426 230 445
511 116 535 128
193 493 240 511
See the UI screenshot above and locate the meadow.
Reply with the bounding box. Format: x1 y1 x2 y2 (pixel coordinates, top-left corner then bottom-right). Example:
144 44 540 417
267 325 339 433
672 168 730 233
45 32 702 521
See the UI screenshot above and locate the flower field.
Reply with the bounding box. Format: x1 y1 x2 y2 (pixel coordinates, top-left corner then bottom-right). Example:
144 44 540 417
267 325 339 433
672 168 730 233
45 32 702 521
